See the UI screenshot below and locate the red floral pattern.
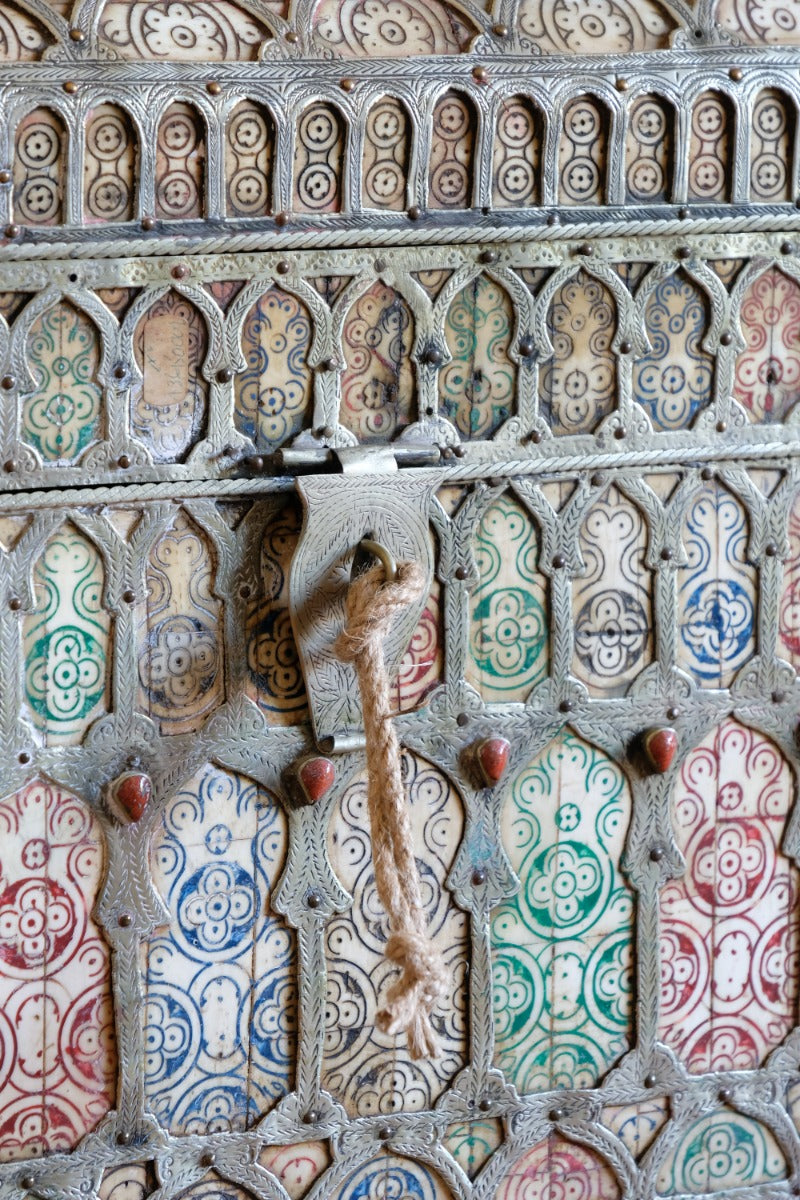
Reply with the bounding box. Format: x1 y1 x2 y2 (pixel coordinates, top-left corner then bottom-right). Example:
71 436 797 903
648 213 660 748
734 268 800 422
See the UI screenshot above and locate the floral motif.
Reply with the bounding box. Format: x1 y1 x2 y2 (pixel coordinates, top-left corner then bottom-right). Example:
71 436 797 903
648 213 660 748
340 282 415 440
178 862 256 951
540 272 616 433
0 878 77 970
235 287 313 448
100 1 273 60
656 1113 787 1194
440 275 516 438
734 268 800 422
496 1135 620 1200
634 273 714 428
518 0 674 53
140 615 220 711
22 302 103 460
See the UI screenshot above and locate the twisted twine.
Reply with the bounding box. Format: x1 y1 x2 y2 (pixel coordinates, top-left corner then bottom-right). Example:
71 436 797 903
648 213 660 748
335 560 447 1059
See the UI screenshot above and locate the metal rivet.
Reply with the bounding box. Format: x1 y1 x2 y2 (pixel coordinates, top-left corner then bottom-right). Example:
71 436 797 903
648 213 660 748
19 1175 35 1190
676 245 691 259
423 346 443 367
478 1097 492 1111
729 67 743 81
304 1110 320 1124
576 242 592 256
378 1127 393 1141
666 706 679 720
0 170 10 184
200 1152 216 1167
116 1133 132 1146
340 77 355 92
591 472 604 487
619 340 632 355
276 260 290 275
118 912 133 927
456 712 470 727
18 751 30 764
615 77 629 91
492 22 508 36
321 358 336 372
3 459 15 473
122 589 135 604
407 205 421 221
679 206 690 219
718 1087 733 1104
217 367 233 384
546 212 560 226
206 81 222 95
63 80 78 93
471 868 487 886
453 444 467 457
374 259 387 273
246 455 265 472
285 30 299 42
773 690 786 704
69 27 85 41
425 405 434 416
720 331 733 346
478 249 497 264
8 597 20 611
472 65 488 84
321 425 335 438
171 264 189 280
559 699 573 713
519 336 534 357
644 1073 657 1088
701 466 714 480
306 891 322 909
614 427 626 439
766 542 779 557
1 375 15 390
549 1107 565 1122
239 584 251 599
716 420 727 432
275 211 289 227
141 216 155 231
660 548 673 561
455 566 467 581
528 430 542 444
552 554 566 568
783 241 795 255
117 454 130 469
649 846 665 862
4 224 19 239
113 364 127 380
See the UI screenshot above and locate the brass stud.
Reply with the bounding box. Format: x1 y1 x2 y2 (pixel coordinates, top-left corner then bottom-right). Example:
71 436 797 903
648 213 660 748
276 260 290 275
782 240 794 255
374 258 387 273
63 80 78 93
8 597 20 611
306 891 322 909
19 1176 35 1191
491 22 508 36
246 455 265 472
591 472 604 487
773 690 786 704
0 170 10 184
171 264 189 280
3 459 15 473
676 245 690 259
116 1133 133 1146
285 30 299 43
619 339 632 354
378 1127 393 1141
649 846 665 862
701 466 714 480
455 566 467 580
1 375 15 390
552 554 566 569
217 367 233 383
422 346 443 367
615 77 629 91
576 242 593 256
519 336 535 357
729 67 743 81
340 77 355 92
200 1152 216 1168
5 224 20 238
18 751 30 764
321 425 335 438
275 211 289 227
69 27 86 41
549 1107 565 1122
478 1097 492 1111
716 420 727 432
478 249 497 264
718 1086 732 1103
559 699 573 713
117 454 130 469
122 589 135 603
614 427 626 439
453 443 467 456
141 216 155 231
472 65 489 84
679 205 690 219
666 706 679 720
407 205 421 221
118 912 133 927
304 1110 320 1124
765 542 778 557
456 712 470 727
206 81 222 96
660 548 673 561
471 868 487 886
644 1073 657 1088
546 212 560 226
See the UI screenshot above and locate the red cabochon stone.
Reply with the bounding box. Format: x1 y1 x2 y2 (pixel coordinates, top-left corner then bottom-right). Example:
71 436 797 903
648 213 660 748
477 737 511 786
114 771 152 822
297 756 335 805
643 727 678 774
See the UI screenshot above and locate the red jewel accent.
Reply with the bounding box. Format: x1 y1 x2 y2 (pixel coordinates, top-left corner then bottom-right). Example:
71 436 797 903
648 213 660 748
297 757 335 805
476 737 510 787
113 771 152 822
643 727 678 774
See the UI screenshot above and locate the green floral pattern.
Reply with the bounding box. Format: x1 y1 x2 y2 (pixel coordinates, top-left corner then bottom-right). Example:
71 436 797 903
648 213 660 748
656 1112 786 1194
492 733 634 1093
22 302 103 461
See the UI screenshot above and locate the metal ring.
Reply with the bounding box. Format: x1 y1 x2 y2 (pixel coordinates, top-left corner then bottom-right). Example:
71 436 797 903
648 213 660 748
352 537 397 584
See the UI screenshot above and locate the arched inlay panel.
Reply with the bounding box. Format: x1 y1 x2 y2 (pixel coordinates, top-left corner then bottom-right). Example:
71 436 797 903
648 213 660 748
572 487 652 696
155 103 205 221
137 509 224 735
440 275 516 438
634 272 714 429
780 487 800 666
750 89 794 203
235 286 313 450
677 483 756 687
23 525 110 745
362 97 409 211
493 95 541 209
539 271 617 434
99 1 275 59
559 96 608 205
492 733 635 1093
429 91 475 210
688 91 732 203
22 301 104 461
656 1112 787 1193
734 268 800 423
496 1135 621 1199
244 499 308 726
293 103 345 214
84 104 137 223
659 720 800 1073
332 1155 454 1199
517 0 675 53
339 281 415 441
323 752 467 1115
144 766 294 1134
13 108 66 226
394 578 442 713
225 101 274 219
131 290 208 461
312 0 474 56
0 780 115 1159
467 492 548 702
625 95 674 203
